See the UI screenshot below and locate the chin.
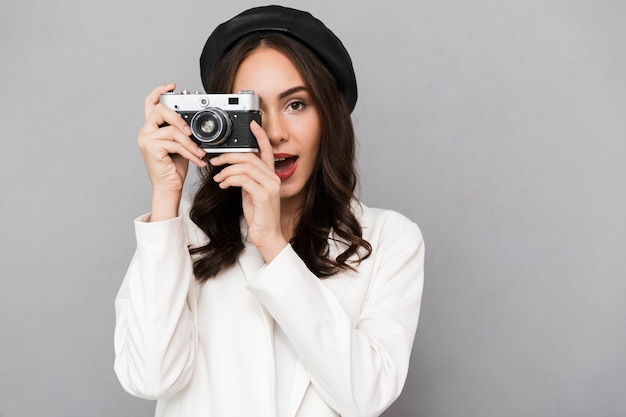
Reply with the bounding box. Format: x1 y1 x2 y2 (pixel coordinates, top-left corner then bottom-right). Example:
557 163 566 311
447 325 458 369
279 183 306 202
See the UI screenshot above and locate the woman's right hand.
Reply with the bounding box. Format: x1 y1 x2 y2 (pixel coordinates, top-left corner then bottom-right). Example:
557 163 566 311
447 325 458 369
137 84 207 221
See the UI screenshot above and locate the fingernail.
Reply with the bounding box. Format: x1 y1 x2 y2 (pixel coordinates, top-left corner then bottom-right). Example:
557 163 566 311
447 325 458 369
184 125 192 135
197 147 206 156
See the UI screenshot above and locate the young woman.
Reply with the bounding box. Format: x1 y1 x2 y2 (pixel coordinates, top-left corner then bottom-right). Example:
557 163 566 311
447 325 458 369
114 6 424 417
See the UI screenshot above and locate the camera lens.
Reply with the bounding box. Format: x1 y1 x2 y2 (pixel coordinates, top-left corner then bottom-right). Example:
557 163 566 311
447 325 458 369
190 108 232 144
199 118 216 134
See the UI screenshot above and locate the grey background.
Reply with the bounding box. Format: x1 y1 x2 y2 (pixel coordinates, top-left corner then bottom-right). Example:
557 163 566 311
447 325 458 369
1 0 624 416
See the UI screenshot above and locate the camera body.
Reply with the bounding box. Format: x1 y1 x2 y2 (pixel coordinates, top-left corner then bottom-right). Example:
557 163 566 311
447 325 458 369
160 90 261 153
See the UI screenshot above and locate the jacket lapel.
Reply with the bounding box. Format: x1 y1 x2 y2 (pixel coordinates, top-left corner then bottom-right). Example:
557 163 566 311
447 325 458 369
287 358 311 417
238 243 278 416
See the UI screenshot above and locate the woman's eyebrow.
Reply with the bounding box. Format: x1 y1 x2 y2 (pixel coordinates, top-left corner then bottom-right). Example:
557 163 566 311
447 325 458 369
278 86 307 100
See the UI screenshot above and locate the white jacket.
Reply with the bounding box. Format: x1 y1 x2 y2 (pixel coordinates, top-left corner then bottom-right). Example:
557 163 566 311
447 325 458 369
114 202 424 417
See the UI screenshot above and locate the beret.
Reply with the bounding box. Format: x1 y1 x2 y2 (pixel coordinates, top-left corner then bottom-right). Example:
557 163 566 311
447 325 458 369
200 5 358 112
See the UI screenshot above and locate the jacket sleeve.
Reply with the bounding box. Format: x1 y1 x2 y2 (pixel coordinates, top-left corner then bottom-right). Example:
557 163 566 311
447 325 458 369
113 215 197 400
246 212 425 417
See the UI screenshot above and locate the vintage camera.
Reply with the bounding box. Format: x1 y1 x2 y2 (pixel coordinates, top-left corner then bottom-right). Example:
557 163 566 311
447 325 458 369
160 89 261 152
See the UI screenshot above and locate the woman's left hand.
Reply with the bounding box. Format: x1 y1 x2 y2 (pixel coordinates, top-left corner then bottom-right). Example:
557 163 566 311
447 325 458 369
210 120 288 262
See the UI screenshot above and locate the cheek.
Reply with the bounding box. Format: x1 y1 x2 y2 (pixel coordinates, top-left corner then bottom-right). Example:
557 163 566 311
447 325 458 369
301 115 322 154
302 132 321 162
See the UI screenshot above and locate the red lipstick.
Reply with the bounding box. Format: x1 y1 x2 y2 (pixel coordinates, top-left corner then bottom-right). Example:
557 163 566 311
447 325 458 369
274 153 298 181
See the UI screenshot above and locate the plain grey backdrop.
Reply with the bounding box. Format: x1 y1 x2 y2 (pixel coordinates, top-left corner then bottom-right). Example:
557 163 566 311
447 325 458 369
1 0 624 416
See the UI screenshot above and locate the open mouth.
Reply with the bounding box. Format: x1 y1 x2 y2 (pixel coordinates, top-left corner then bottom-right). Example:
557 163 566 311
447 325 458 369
274 155 299 180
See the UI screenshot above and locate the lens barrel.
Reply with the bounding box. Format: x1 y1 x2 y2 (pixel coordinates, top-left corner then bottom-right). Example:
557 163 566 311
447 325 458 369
190 108 232 144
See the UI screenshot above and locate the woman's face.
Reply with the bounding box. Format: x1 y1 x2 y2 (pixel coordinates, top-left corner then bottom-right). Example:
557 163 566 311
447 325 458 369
232 47 321 206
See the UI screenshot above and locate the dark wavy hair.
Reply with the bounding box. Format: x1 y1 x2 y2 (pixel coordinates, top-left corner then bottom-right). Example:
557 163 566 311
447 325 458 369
189 32 371 283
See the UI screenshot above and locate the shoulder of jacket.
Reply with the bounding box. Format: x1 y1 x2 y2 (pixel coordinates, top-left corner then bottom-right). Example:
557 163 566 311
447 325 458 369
357 202 416 229
356 202 423 245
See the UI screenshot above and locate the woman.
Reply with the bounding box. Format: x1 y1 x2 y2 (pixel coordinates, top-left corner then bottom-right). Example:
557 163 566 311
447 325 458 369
114 6 424 417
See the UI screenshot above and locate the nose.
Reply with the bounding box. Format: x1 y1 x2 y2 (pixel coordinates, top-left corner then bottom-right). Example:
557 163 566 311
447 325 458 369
262 112 288 147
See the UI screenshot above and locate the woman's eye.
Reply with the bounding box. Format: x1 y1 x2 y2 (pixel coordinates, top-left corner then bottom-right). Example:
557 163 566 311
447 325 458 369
288 101 305 111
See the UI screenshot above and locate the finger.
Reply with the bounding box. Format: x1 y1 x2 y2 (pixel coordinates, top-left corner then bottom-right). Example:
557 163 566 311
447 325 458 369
250 120 275 170
144 83 176 119
143 102 192 135
213 159 278 185
209 153 277 184
142 124 202 153
209 152 260 166
209 149 273 167
143 138 207 168
216 173 279 197
139 125 206 162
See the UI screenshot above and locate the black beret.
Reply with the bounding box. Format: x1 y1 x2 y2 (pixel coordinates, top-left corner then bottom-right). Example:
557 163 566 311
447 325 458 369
199 5 358 112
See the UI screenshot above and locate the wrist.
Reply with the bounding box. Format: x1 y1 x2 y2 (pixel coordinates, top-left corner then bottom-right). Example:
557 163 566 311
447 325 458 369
150 189 182 222
257 237 289 264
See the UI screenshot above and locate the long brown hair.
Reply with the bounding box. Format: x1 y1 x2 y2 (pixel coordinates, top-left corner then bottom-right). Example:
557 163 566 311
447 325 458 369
189 32 371 282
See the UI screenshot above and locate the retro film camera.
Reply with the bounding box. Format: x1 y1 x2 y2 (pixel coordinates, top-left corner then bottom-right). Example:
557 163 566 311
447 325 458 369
160 89 261 152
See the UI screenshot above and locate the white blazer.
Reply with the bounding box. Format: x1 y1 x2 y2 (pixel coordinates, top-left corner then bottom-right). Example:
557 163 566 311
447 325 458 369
114 202 424 417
